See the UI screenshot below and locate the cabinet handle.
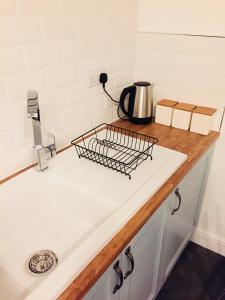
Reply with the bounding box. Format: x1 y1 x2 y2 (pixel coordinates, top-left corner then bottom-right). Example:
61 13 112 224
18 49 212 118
113 260 124 294
124 246 135 279
172 188 182 215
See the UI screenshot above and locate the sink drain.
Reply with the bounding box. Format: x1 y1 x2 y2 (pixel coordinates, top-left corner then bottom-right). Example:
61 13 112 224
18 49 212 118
27 250 58 275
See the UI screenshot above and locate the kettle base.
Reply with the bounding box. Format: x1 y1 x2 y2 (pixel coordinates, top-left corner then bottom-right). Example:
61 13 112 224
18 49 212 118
130 116 153 124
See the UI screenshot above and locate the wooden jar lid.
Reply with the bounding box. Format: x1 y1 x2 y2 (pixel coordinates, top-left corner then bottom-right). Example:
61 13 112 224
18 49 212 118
157 99 178 107
174 103 196 112
193 106 217 116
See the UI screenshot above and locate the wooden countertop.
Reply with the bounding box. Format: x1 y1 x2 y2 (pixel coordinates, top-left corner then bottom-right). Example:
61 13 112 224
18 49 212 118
58 120 219 300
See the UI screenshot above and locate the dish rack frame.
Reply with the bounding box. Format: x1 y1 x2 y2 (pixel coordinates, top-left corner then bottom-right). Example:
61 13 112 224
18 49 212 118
71 123 158 179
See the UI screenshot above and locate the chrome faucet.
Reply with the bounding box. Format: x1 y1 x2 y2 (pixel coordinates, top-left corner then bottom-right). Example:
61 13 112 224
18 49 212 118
27 91 56 171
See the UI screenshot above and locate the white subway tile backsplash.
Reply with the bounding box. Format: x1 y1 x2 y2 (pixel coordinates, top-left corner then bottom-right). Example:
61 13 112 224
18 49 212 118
80 97 102 117
0 1 138 179
189 56 225 77
63 39 92 64
136 51 167 69
164 53 225 78
40 15 77 41
92 36 116 58
18 0 58 15
69 118 94 142
0 130 15 155
23 42 63 71
4 71 47 102
0 48 25 77
0 17 41 47
163 35 201 55
64 104 81 126
6 145 34 174
45 109 68 132
115 68 134 88
12 124 33 149
0 103 25 131
136 32 225 133
0 154 11 179
54 127 71 149
0 81 6 105
198 36 225 58
93 107 114 126
41 90 66 116
65 84 93 107
102 15 123 35
135 67 166 85
102 14 137 36
116 33 136 53
46 64 78 91
81 58 106 83
165 72 225 96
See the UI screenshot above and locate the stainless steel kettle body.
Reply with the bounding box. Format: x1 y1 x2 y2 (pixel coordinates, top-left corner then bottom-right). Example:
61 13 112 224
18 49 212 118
119 81 153 124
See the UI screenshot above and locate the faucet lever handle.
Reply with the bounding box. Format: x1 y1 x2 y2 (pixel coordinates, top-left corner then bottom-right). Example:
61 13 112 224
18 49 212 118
27 90 39 119
27 90 38 100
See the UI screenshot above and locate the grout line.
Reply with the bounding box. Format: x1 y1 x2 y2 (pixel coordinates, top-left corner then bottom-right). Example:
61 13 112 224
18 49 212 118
138 31 225 39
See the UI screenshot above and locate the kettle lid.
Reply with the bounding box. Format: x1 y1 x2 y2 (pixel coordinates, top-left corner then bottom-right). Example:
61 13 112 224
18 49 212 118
134 81 151 87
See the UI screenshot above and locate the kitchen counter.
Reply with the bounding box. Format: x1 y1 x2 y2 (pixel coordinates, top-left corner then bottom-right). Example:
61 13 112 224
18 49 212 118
0 120 219 300
58 120 219 300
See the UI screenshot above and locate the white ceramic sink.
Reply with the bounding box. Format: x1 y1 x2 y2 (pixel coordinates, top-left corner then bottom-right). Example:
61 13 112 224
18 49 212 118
0 143 187 300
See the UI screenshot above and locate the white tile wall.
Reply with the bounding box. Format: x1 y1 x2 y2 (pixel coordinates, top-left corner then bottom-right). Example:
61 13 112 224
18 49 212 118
135 33 225 130
0 17 42 47
0 1 138 179
135 32 225 248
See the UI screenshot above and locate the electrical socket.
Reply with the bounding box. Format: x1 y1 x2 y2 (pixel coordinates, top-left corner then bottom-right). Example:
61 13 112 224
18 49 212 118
88 67 105 88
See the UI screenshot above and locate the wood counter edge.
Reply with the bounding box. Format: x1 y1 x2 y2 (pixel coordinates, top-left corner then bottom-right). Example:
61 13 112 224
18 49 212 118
0 144 73 185
57 128 219 300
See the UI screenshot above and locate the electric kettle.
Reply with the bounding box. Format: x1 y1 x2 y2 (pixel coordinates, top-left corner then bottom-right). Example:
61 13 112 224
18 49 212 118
119 81 153 124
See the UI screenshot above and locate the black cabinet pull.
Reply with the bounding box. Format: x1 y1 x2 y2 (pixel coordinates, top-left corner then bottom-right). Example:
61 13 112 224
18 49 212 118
172 188 182 215
124 246 135 279
113 260 124 294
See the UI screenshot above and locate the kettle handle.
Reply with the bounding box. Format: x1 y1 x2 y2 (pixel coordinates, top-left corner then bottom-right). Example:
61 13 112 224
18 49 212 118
119 86 136 118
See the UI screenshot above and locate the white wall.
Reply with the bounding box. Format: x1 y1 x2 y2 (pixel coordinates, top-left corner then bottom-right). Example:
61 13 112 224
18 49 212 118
135 32 225 254
0 0 138 180
139 0 225 37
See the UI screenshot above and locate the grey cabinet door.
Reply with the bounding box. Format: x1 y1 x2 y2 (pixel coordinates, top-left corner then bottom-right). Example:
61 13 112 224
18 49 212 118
83 256 122 300
121 209 164 300
162 154 207 279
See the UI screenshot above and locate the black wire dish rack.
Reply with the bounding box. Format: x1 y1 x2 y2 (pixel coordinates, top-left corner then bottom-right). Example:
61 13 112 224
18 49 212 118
71 123 158 180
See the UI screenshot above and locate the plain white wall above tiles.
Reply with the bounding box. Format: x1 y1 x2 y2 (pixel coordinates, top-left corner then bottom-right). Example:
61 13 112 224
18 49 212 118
0 0 17 15
18 0 58 15
139 0 225 37
58 0 90 14
0 0 138 180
